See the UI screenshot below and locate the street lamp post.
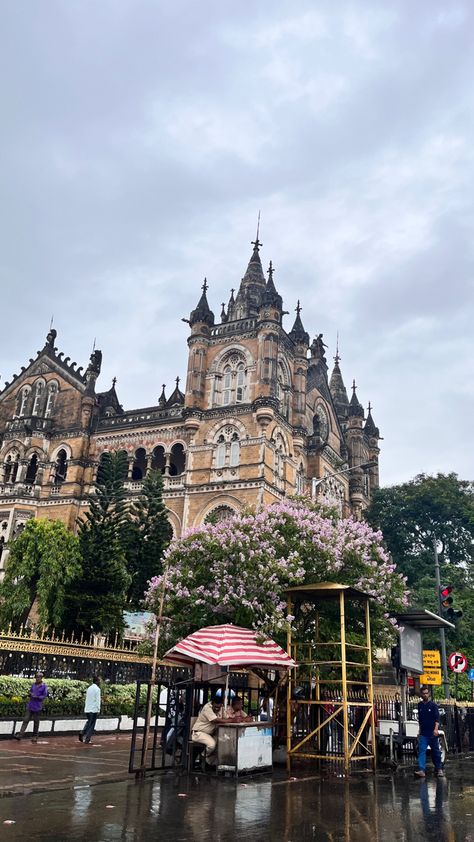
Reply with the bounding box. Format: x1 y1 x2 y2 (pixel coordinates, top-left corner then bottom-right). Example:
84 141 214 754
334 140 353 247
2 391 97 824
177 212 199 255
433 538 450 699
311 461 377 499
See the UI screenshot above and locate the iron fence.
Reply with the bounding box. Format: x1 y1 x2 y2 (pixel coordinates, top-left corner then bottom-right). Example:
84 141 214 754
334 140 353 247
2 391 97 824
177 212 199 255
374 694 474 763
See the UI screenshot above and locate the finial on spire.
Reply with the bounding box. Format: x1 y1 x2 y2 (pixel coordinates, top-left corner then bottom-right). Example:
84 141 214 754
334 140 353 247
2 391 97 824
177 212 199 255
268 260 274 279
251 211 262 251
352 379 357 394
367 401 372 413
175 376 180 388
201 278 208 294
49 314 54 331
92 337 96 353
112 376 117 388
334 332 340 364
296 300 301 316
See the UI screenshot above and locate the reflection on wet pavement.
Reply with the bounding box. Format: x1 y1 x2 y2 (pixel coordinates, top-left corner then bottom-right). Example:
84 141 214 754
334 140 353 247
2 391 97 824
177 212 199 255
0 758 473 841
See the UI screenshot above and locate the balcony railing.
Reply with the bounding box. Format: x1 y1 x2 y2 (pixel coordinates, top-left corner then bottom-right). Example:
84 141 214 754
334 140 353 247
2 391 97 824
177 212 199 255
5 416 53 434
123 475 185 493
0 483 40 498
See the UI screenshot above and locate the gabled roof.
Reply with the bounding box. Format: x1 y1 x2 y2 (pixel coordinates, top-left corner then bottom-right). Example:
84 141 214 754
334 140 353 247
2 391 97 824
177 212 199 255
0 329 102 398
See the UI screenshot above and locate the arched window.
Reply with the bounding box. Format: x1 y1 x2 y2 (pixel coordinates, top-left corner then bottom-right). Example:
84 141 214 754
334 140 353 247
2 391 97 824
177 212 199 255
32 380 45 416
213 426 241 469
222 366 232 406
216 436 226 468
204 505 236 524
4 452 20 483
132 448 147 481
236 365 245 403
229 433 240 467
25 454 38 485
55 449 68 484
96 452 109 484
213 352 248 407
45 383 58 417
170 443 185 476
296 464 305 495
277 361 290 419
272 432 286 480
19 387 31 417
151 445 166 472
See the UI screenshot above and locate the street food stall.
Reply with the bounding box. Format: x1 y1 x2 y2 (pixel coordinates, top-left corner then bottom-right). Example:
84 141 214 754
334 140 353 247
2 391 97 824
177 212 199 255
217 721 273 775
163 623 295 775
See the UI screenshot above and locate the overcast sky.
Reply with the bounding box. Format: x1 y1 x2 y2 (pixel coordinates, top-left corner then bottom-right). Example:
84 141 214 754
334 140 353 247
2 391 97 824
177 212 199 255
1 1 473 486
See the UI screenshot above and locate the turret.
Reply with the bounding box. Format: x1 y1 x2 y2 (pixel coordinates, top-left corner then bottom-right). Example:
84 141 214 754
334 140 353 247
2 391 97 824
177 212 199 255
184 280 213 409
188 279 215 334
288 301 310 348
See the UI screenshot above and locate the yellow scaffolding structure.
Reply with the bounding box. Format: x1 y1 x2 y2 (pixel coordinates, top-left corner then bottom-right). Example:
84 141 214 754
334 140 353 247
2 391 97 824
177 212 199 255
286 583 376 776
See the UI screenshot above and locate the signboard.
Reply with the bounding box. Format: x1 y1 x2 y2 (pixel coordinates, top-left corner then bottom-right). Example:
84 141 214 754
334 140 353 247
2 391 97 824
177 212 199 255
420 649 442 685
448 652 468 673
399 626 423 674
123 611 156 641
468 668 474 682
422 650 441 667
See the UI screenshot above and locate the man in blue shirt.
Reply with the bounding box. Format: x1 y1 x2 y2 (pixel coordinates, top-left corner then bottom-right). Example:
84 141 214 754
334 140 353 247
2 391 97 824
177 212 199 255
415 686 443 777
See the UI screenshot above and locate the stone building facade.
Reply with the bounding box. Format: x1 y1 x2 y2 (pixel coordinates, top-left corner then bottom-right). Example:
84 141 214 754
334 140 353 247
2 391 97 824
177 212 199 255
0 238 380 570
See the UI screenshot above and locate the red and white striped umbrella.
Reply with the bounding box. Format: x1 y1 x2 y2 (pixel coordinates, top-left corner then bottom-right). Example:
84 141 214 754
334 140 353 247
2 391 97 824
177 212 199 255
164 623 295 669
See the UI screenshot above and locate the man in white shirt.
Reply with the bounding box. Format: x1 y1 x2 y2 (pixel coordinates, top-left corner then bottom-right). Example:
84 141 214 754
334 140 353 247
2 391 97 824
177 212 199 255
79 676 101 744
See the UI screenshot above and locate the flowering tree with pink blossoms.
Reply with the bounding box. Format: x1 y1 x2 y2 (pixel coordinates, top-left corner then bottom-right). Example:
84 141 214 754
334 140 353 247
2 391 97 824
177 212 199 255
146 499 409 653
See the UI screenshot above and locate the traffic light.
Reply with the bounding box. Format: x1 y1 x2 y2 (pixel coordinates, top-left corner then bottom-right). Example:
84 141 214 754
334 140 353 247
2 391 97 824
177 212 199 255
439 585 463 623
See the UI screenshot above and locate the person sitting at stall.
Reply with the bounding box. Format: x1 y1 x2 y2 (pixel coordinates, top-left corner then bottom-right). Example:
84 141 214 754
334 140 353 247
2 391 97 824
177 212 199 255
191 697 228 766
225 696 253 723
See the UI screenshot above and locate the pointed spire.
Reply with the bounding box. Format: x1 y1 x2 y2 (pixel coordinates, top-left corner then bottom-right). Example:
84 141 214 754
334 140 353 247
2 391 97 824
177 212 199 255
263 260 283 310
220 302 228 323
348 380 365 418
166 376 184 407
158 384 167 407
289 300 309 347
364 401 380 437
242 236 265 286
329 341 349 415
189 278 214 327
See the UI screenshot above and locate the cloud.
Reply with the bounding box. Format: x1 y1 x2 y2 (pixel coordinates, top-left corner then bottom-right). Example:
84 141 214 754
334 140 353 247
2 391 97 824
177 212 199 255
0 0 473 485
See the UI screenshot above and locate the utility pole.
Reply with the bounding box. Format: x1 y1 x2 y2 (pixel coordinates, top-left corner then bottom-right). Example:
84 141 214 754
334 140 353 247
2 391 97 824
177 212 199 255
433 538 450 699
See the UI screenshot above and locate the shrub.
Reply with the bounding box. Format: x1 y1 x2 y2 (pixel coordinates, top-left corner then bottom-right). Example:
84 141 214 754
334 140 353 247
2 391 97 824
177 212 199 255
0 677 143 718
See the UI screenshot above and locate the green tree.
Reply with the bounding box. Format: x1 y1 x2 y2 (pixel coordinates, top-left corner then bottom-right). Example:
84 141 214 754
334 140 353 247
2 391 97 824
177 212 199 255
366 473 474 697
125 470 172 608
63 451 131 636
0 519 81 629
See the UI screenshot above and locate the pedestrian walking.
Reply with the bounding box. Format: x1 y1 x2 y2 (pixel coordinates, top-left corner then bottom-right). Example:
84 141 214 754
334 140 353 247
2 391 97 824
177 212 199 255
79 676 101 744
14 672 48 743
414 686 443 778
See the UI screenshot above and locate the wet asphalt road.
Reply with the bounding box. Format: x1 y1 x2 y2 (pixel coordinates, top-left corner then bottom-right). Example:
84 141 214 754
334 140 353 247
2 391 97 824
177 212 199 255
1 759 473 842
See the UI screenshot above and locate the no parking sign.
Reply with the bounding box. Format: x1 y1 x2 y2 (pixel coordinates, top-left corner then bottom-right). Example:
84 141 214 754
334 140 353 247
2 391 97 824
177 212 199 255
448 652 468 673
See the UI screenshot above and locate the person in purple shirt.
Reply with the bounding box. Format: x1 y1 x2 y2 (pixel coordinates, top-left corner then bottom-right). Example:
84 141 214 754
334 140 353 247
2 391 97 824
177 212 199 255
14 672 48 743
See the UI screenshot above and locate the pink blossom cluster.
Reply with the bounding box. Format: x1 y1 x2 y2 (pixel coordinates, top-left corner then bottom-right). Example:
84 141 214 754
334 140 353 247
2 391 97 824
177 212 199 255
146 499 409 642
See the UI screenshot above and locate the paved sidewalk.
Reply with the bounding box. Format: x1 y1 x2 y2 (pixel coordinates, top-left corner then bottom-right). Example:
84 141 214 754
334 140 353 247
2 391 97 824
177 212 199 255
0 734 133 797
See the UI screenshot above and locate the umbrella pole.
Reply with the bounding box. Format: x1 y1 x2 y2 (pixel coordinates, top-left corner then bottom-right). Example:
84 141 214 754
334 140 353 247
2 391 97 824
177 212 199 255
224 668 230 714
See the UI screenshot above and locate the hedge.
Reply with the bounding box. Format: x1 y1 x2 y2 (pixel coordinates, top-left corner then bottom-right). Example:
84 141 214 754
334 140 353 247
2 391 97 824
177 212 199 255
0 677 153 718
